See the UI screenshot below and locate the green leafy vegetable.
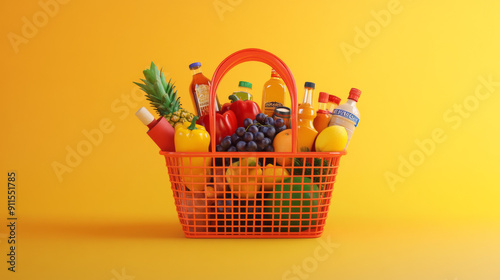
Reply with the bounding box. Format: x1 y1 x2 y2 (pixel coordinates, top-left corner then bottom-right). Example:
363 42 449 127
290 158 331 183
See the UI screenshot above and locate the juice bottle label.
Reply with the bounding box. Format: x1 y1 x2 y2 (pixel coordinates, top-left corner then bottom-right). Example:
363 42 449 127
195 84 210 116
264 101 283 116
333 108 359 127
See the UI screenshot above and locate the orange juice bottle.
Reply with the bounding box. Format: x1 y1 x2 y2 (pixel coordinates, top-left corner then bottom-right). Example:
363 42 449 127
297 82 318 152
262 69 287 117
313 92 331 133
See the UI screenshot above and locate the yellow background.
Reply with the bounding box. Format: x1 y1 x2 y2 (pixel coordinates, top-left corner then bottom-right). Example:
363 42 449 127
1 0 499 279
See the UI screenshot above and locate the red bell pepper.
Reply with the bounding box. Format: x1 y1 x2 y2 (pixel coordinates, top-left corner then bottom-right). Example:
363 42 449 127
228 94 261 127
219 102 231 114
197 110 238 145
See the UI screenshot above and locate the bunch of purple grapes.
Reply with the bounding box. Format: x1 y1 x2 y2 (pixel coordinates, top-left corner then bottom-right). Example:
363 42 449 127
216 113 287 152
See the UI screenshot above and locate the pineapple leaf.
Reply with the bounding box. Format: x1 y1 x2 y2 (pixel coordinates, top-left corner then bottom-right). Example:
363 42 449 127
141 79 156 91
133 81 145 90
134 61 185 116
154 80 167 99
160 69 167 92
151 62 161 79
152 64 165 93
134 81 153 95
165 79 174 99
163 80 174 104
143 69 155 84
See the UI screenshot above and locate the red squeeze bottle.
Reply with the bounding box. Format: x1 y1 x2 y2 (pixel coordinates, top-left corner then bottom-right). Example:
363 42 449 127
135 107 175 151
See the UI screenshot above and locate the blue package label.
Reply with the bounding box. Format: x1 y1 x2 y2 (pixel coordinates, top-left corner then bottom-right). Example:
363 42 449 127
333 109 359 127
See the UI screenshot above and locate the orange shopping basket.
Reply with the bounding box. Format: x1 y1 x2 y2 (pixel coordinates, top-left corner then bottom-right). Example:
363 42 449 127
160 48 345 238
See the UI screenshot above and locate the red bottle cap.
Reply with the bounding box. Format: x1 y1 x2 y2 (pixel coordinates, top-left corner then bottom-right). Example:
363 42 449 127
271 69 280 78
328 94 341 105
348 88 361 102
318 92 329 103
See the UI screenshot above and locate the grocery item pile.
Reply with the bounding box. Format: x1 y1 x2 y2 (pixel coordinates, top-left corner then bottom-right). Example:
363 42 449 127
134 50 362 237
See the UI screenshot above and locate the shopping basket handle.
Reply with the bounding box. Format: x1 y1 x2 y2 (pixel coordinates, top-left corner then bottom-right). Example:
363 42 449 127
209 48 298 153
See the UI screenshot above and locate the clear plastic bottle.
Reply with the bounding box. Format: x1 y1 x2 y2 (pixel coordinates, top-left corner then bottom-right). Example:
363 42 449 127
328 88 361 148
328 94 341 114
231 81 253 101
297 82 318 152
262 69 287 117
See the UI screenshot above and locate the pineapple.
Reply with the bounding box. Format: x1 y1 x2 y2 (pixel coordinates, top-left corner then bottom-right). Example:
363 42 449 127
134 62 195 127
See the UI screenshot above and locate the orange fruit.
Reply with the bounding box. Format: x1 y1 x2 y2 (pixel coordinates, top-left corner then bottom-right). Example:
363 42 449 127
273 129 294 166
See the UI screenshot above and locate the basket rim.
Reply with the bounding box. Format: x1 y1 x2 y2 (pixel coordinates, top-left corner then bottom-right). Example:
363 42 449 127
159 151 347 156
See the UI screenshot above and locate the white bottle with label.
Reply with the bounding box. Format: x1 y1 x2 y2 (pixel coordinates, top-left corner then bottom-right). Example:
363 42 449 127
328 88 361 148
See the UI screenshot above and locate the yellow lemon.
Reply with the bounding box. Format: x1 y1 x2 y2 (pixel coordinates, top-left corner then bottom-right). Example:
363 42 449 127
226 158 262 198
263 164 290 191
315 125 348 152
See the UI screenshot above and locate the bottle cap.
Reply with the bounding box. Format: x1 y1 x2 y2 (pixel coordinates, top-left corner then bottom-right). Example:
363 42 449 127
328 94 341 105
271 69 281 78
348 88 361 102
189 62 201 69
318 92 329 103
273 106 291 116
304 82 315 89
135 107 155 126
238 81 252 89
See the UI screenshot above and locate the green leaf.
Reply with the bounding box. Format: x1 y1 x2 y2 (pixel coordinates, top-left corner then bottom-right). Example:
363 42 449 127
160 70 167 91
134 61 186 116
143 69 155 84
154 80 166 97
151 62 160 78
